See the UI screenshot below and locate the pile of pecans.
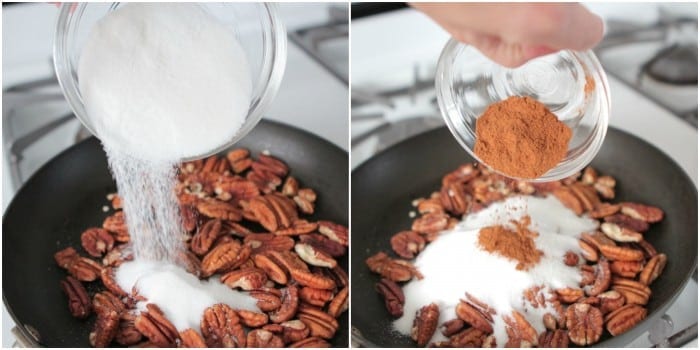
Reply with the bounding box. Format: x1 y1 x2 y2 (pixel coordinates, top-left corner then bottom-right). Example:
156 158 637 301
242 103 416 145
366 163 667 347
55 149 348 348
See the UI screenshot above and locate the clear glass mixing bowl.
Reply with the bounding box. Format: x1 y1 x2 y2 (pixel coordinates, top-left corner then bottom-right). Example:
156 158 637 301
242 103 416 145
54 2 287 161
436 39 611 182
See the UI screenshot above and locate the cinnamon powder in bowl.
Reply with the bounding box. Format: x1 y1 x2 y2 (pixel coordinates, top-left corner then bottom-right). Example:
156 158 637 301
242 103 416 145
474 96 572 179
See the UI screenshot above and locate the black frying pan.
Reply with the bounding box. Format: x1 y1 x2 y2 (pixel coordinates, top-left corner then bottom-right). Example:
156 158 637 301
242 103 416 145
351 126 697 347
2 119 349 347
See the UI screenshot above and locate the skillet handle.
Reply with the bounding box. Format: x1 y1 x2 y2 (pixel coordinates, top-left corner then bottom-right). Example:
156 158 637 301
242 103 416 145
10 326 38 348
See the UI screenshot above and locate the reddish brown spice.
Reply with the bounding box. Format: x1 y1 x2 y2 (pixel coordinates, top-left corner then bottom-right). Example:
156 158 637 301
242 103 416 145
477 216 543 270
474 96 572 179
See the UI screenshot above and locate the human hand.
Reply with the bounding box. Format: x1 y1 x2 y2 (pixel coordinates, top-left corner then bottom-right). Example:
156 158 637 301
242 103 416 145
411 2 604 67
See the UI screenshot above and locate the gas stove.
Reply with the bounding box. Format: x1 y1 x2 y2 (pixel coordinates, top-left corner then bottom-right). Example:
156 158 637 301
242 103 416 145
350 3 698 347
2 3 348 346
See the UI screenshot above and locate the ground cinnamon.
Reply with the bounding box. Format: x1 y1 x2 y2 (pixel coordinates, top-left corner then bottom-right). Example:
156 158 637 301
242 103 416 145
474 96 572 179
477 216 543 271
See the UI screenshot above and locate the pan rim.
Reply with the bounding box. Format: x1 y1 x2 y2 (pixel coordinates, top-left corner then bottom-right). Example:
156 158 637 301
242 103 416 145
2 118 348 347
351 125 697 348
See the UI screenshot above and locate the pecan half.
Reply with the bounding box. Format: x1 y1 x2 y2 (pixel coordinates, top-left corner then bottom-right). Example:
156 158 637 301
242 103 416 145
612 278 651 305
605 304 647 336
598 290 626 314
298 234 346 257
246 234 295 254
93 291 125 316
178 250 202 278
297 305 339 339
214 178 260 203
539 329 569 347
442 163 478 186
588 203 621 219
610 260 643 278
55 246 79 269
179 203 198 233
254 253 289 284
290 269 336 290
115 313 143 346
68 256 103 282
102 244 133 267
60 276 92 319
236 309 269 328
299 287 334 307
566 303 603 346
411 212 449 239
579 240 598 262
196 199 242 221
441 319 465 337
411 303 440 347
190 219 223 256
553 187 584 215
250 288 283 312
200 240 249 277
440 182 470 215
103 211 129 242
221 268 268 290
270 285 300 323
449 328 485 347
275 219 318 236
295 243 337 268
598 243 644 262
584 259 611 296
604 213 649 232
639 253 667 285
317 221 349 246
594 176 616 199
90 310 120 347
556 287 585 303
201 303 246 347
365 251 422 282
256 154 289 177
503 311 538 347
288 337 331 348
227 148 251 173
601 222 643 243
81 228 115 257
390 231 426 259
135 304 179 347
281 320 310 344
620 202 664 223
282 176 299 196
375 278 405 318
179 328 207 348
455 300 493 333
247 329 284 348
327 286 349 318
294 189 316 215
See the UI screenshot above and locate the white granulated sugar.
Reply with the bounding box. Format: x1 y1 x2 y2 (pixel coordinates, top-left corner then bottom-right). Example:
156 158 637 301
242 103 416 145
79 3 252 161
116 260 260 332
393 195 598 346
106 152 184 261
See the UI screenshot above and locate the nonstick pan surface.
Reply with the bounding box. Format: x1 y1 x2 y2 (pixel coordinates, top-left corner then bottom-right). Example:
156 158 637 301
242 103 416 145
351 126 697 347
3 119 349 347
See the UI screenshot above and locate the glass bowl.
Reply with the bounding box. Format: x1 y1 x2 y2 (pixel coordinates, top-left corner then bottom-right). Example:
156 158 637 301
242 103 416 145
435 39 610 182
54 2 287 161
